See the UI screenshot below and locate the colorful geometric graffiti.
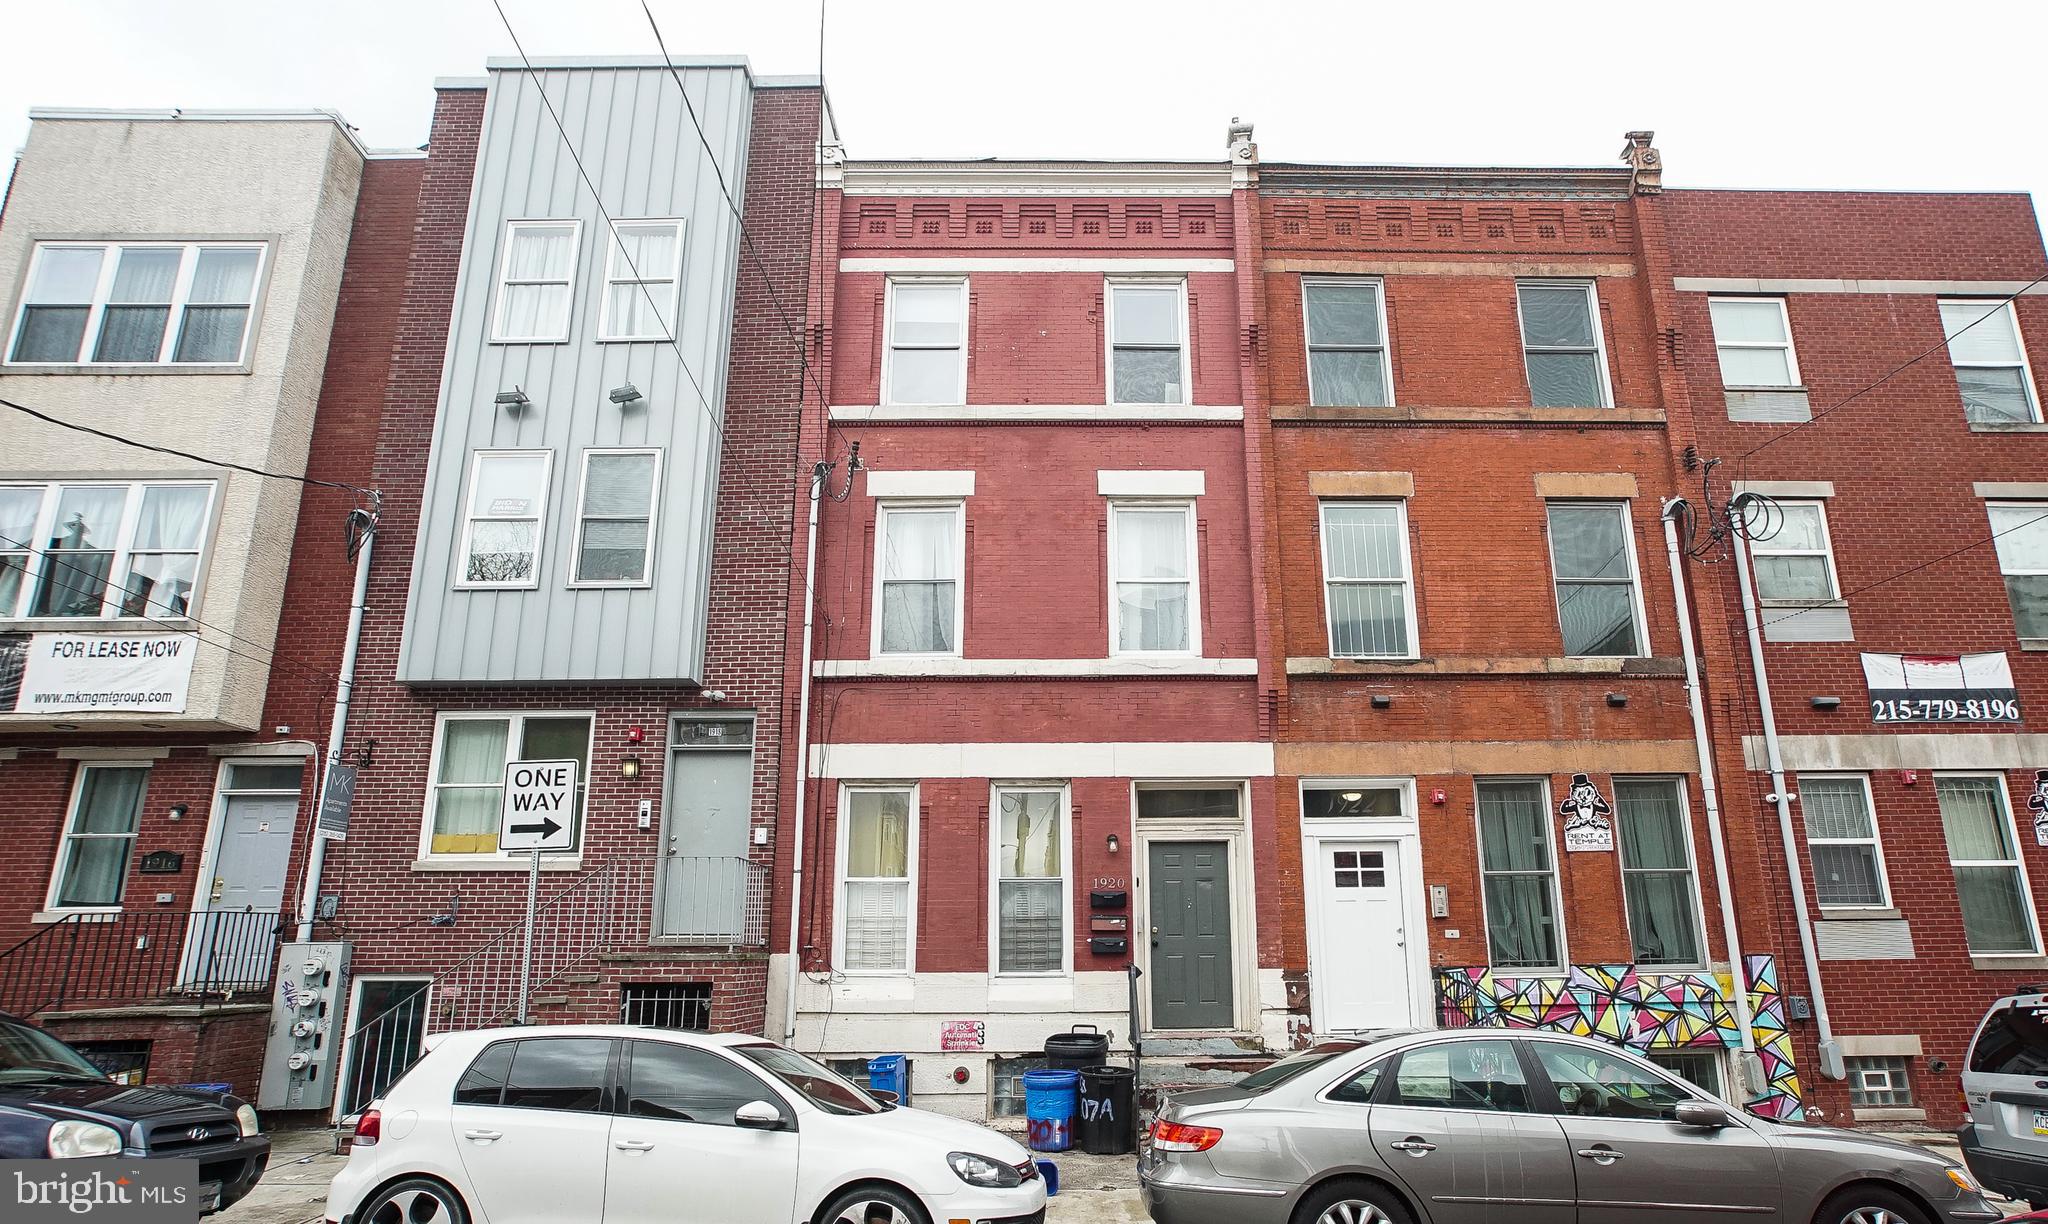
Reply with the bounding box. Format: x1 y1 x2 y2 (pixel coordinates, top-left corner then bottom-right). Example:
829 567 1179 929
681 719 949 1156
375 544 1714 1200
1435 954 1804 1120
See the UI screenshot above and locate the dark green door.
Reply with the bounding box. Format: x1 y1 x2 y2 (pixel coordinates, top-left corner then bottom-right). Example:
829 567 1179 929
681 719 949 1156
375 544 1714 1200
1148 841 1234 1029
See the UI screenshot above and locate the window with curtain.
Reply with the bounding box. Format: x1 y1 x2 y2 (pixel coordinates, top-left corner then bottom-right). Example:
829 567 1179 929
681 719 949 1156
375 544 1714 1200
1320 501 1413 658
1938 776 2037 954
493 221 580 342
1614 779 1703 967
6 241 264 366
600 220 684 341
1801 776 1890 907
1111 503 1195 653
875 504 960 655
50 766 148 908
1752 501 1841 602
1708 298 1801 388
884 280 967 405
1989 503 2048 639
461 451 552 587
1108 281 1187 405
1476 780 1561 970
1304 279 1390 406
426 714 591 855
0 480 216 620
995 788 1064 974
573 451 659 584
1546 502 1643 657
841 788 913 971
1518 282 1609 407
1941 300 2041 424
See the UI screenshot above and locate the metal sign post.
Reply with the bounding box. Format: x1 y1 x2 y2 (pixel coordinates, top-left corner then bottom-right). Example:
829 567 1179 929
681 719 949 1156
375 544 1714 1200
517 845 540 1023
499 759 579 1025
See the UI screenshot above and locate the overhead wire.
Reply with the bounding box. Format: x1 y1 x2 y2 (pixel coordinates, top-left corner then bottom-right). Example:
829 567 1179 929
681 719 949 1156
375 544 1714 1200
1752 503 2048 631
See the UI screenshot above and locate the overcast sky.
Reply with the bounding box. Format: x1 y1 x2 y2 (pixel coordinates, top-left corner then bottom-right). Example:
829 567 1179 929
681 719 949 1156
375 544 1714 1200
3 0 2044 232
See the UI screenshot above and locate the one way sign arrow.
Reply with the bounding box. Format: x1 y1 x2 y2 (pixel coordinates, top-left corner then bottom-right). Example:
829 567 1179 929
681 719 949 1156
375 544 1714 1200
509 816 562 839
499 759 578 852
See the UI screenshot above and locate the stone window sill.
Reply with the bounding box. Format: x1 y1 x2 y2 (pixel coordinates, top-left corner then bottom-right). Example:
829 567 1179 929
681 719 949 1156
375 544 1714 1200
32 909 121 924
1851 1107 1927 1122
1287 655 1683 677
1969 421 2048 434
1972 954 2048 971
410 857 583 873
1819 907 1901 921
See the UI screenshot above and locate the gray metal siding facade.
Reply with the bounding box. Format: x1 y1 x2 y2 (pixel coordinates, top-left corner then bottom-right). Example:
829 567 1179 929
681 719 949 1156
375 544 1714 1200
398 64 754 683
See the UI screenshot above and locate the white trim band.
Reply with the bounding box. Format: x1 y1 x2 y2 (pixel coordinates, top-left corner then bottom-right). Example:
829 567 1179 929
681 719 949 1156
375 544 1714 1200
1099 469 1206 497
1976 482 2048 499
56 747 172 761
831 404 1245 423
865 470 976 498
815 657 1257 679
1746 732 2048 771
840 257 1234 273
813 741 1275 779
1675 276 2048 297
1733 480 1836 498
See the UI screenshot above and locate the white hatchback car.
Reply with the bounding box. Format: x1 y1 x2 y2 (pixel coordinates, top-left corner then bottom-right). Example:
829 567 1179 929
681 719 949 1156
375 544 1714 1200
325 1025 1046 1224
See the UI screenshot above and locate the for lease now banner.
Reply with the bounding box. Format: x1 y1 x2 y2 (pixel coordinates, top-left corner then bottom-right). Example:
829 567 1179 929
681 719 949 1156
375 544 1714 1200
0 632 197 714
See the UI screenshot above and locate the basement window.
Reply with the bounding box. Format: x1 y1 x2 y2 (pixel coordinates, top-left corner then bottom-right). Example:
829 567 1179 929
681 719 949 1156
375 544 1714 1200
620 983 711 1031
990 1055 1046 1118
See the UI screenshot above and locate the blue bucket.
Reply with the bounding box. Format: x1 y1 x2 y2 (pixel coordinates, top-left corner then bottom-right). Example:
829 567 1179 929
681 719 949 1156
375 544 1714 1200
1021 1068 1080 1152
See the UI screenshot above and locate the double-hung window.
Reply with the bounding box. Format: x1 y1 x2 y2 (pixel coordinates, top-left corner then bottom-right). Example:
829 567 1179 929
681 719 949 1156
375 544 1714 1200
1107 280 1188 405
1517 281 1611 407
1303 278 1390 406
1800 775 1890 908
1545 502 1645 657
1708 298 1801 388
459 451 553 588
599 219 685 342
1319 501 1415 658
0 480 215 620
1476 779 1562 971
1941 299 2040 424
1613 779 1703 967
8 241 264 367
839 786 915 972
1989 503 2048 639
1752 500 1841 602
425 713 592 856
883 279 967 405
874 503 962 655
570 450 659 585
492 220 580 342
48 765 149 910
993 786 1066 974
1109 502 1198 654
1938 775 2039 954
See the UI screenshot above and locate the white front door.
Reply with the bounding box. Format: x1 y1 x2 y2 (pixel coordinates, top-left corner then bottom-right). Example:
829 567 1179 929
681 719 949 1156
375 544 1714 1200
1310 839 1414 1031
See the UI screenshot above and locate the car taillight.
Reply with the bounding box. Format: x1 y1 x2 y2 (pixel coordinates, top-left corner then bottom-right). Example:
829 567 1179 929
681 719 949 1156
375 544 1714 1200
352 1109 381 1148
1961 1091 1975 1125
1150 1118 1222 1152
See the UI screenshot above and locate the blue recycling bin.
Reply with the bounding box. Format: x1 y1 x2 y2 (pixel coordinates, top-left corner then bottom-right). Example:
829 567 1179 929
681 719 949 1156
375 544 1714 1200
867 1054 910 1107
1021 1068 1080 1151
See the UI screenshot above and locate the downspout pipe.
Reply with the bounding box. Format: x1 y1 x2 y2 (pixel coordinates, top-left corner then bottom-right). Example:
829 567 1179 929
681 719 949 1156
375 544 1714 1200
1729 496 1843 1081
782 463 826 1043
296 503 377 942
1660 500 1758 1076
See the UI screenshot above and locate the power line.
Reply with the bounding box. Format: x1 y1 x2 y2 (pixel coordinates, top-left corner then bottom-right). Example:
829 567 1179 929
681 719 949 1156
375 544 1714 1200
1756 505 2048 630
0 397 377 498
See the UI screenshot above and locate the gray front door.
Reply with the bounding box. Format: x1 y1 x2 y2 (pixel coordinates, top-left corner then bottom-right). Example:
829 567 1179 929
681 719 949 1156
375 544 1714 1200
658 719 755 939
185 789 296 988
1148 841 1233 1030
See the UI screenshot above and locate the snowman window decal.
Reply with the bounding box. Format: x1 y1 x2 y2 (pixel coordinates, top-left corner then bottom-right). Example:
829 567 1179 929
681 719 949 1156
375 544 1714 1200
2029 769 2048 848
1560 772 1615 853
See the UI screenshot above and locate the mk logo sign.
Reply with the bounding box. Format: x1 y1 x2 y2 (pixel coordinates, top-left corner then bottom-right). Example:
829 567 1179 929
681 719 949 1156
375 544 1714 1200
3 1161 200 1222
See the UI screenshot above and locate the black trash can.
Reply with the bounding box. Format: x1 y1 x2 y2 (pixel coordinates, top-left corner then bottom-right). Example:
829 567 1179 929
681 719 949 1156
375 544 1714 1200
1077 1064 1136 1155
1045 1024 1109 1071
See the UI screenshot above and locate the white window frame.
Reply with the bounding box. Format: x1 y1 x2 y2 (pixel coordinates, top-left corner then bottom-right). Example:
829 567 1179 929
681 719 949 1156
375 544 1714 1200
1937 771 2043 956
1988 501 2048 642
1104 277 1193 407
1473 776 1567 974
43 762 152 913
1543 500 1650 659
1318 499 1418 660
1107 499 1202 657
833 782 920 975
1611 776 1709 971
417 710 596 861
1707 296 1802 389
455 449 554 590
566 448 661 588
5 240 268 368
489 219 582 343
1515 279 1614 409
1302 276 1394 407
0 479 218 621
1797 773 1894 911
988 782 1073 978
1940 298 2042 424
596 218 686 342
1751 499 1843 603
870 500 966 658
880 277 968 406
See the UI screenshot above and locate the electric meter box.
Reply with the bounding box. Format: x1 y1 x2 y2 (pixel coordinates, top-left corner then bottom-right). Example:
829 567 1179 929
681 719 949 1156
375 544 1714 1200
258 940 351 1111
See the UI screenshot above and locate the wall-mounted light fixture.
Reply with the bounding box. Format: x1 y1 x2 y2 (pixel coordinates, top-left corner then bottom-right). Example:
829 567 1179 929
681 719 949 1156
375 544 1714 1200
167 804 188 821
1606 692 1628 707
620 755 642 780
608 383 643 406
494 386 531 411
1370 694 1393 709
1105 833 1121 854
1340 791 1364 803
1810 696 1842 711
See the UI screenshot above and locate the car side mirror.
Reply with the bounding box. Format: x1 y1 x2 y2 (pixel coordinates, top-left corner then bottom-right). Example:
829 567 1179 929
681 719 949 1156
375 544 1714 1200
734 1100 785 1131
1675 1100 1731 1129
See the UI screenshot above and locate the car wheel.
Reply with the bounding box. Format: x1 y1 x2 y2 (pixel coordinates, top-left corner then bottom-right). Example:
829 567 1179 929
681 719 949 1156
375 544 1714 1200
357 1176 469 1224
1294 1178 1415 1224
815 1184 930 1224
1814 1185 1933 1224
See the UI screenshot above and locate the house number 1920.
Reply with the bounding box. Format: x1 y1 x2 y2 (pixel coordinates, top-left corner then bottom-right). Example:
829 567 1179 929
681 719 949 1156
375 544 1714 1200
1092 877 1126 889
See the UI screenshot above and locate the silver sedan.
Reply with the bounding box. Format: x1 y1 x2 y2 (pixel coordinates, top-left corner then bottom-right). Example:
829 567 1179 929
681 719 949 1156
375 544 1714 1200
1139 1028 2001 1224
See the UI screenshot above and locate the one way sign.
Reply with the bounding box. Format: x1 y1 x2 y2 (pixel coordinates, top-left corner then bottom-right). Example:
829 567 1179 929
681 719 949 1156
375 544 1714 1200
500 759 579 852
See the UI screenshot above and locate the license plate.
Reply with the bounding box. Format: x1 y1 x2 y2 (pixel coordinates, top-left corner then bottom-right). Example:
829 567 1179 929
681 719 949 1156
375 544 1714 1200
2032 1109 2048 1137
199 1182 223 1214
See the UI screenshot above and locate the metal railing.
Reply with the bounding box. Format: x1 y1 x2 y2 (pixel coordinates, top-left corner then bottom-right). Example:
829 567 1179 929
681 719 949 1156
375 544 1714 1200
0 909 285 1017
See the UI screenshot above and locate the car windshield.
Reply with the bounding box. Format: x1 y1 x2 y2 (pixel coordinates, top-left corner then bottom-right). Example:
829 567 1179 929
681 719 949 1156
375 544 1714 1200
1235 1042 1363 1093
0 1016 110 1084
730 1043 883 1115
